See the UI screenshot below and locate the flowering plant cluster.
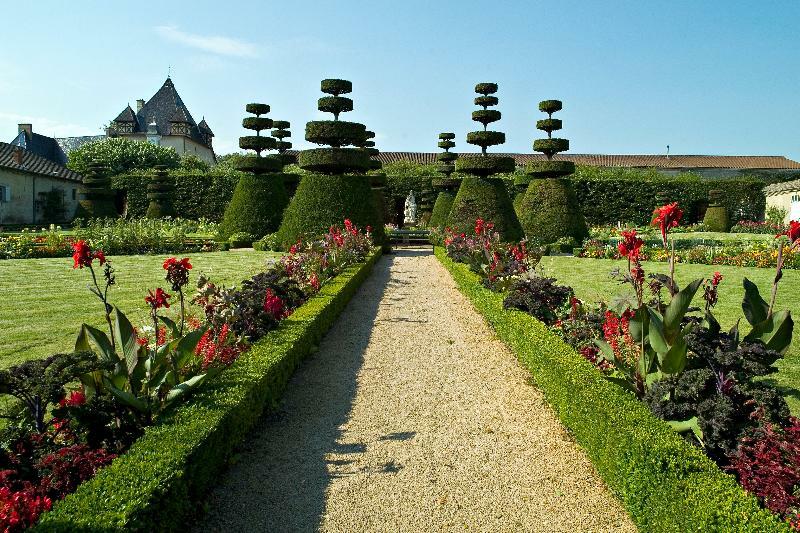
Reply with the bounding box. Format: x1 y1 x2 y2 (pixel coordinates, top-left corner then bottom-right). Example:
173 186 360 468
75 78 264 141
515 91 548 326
732 220 788 234
444 218 539 291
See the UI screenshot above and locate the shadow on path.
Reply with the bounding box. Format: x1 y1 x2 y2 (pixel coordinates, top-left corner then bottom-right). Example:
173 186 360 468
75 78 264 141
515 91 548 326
195 254 397 532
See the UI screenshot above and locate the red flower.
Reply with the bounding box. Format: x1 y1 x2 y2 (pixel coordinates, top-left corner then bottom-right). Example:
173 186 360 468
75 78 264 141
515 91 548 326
145 288 171 310
0 486 51 532
652 202 684 247
711 271 723 287
92 250 106 265
263 289 288 320
617 229 644 259
58 390 86 408
777 220 800 246
309 273 321 292
475 218 484 235
163 257 192 290
71 240 93 269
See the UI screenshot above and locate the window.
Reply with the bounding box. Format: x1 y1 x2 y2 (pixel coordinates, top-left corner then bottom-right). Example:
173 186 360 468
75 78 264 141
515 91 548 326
0 184 9 202
72 188 77 200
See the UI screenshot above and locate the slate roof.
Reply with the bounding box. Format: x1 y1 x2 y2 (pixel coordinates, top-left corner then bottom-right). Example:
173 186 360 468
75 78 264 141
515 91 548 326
764 179 800 195
198 118 213 135
9 131 68 165
111 77 211 147
0 142 83 182
285 151 800 170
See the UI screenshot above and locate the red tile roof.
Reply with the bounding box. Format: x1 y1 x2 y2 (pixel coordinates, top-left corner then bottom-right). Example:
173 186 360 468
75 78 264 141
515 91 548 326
0 142 83 182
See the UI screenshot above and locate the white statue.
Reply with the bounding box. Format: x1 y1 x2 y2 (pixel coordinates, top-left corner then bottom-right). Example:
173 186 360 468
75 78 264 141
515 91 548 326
404 190 418 225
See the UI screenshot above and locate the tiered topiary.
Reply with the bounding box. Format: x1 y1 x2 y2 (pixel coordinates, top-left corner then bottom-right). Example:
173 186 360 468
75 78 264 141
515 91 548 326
446 83 523 241
271 120 300 196
360 130 390 247
74 160 117 219
703 189 730 232
219 103 289 241
276 79 384 248
512 174 532 216
429 133 460 229
145 165 176 218
516 99 588 244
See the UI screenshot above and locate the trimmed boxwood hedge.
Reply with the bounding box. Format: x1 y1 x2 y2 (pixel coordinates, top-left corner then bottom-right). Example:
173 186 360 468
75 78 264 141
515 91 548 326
429 191 455 229
704 205 731 232
305 120 366 147
218 173 290 240
435 249 789 533
34 250 382 532
517 177 589 244
446 176 524 241
297 147 371 174
455 155 516 176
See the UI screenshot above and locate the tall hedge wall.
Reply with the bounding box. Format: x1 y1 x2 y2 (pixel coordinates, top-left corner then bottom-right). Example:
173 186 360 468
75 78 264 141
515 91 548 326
112 170 241 221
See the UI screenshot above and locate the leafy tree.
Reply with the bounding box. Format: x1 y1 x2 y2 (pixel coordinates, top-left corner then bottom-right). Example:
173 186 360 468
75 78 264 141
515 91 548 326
179 154 210 172
67 137 180 176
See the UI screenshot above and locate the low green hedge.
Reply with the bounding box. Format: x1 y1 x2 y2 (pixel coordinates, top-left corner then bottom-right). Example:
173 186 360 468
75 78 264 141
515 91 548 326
435 248 788 533
35 250 382 532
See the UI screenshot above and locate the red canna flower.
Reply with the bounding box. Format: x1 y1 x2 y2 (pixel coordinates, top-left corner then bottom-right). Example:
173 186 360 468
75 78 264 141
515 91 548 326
777 220 800 246
145 288 171 310
263 289 289 320
58 390 86 408
652 203 684 247
163 257 192 290
712 271 723 287
92 250 106 265
71 240 93 269
617 229 644 259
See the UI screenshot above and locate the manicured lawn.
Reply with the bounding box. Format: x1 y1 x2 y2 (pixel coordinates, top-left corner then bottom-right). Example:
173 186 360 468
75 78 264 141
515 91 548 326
540 256 800 413
0 250 275 369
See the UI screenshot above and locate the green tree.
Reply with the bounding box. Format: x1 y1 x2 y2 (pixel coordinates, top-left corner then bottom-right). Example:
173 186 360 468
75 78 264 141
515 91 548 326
67 137 180 176
430 133 460 229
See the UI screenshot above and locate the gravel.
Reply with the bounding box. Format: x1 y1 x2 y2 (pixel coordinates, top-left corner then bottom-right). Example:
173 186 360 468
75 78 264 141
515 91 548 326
196 249 636 532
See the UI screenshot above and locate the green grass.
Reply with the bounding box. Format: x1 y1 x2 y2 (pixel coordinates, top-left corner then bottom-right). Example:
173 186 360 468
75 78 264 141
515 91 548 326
539 256 800 413
0 251 276 369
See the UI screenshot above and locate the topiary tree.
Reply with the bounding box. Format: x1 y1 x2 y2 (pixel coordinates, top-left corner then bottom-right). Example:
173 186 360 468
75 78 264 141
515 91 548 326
429 133 460 229
276 79 384 248
271 120 300 196
74 161 118 219
512 174 532 216
145 165 176 218
703 189 730 232
446 83 523 241
219 103 289 240
516 99 588 244
359 130 390 246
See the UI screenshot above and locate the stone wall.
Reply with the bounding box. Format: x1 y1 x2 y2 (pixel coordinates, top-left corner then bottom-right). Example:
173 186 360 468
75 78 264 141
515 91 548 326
0 168 80 224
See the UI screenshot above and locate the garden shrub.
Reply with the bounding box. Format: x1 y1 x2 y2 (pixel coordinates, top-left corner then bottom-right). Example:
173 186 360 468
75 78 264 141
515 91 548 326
276 79 384 248
227 232 256 248
703 189 730 232
430 191 455 229
435 249 789 532
34 250 381 531
74 162 117 220
447 83 522 241
67 138 180 176
145 166 176 219
429 134 460 230
218 103 290 240
503 276 573 326
517 99 588 244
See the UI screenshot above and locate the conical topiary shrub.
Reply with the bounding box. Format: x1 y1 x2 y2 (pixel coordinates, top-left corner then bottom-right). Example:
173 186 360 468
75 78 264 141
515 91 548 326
145 165 176 218
512 174 532 216
446 83 523 241
272 120 300 196
358 129 388 246
429 133 460 229
275 79 383 248
703 189 730 232
74 161 117 219
219 103 289 240
517 99 588 244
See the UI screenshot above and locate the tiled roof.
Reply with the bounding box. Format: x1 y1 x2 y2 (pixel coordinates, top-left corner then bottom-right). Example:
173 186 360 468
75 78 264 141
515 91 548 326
319 152 800 169
198 118 213 135
114 105 137 123
0 142 83 182
9 131 68 165
764 179 800 195
112 77 211 148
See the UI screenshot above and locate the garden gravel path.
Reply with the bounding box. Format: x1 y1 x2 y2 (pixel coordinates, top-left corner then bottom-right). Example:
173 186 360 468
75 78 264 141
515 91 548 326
197 249 635 532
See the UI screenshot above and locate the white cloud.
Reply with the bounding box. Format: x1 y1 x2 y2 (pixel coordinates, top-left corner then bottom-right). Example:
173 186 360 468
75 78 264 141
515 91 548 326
0 112 99 137
154 26 257 58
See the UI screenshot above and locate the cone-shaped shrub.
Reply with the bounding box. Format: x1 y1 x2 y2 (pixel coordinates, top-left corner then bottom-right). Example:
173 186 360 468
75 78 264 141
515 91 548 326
517 99 588 244
271 120 300 196
276 80 383 248
145 165 176 218
74 161 117 219
703 189 730 232
219 103 289 240
430 133 460 229
447 83 523 241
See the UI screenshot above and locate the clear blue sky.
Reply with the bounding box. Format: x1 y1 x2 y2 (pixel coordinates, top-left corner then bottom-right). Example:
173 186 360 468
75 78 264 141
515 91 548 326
3 0 799 159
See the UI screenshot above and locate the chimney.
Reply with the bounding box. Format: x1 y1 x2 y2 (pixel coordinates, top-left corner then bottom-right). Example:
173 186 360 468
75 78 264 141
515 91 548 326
136 99 145 112
18 123 32 137
12 146 24 165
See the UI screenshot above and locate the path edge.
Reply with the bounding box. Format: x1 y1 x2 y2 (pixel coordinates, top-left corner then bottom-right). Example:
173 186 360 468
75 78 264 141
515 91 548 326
35 249 383 533
435 247 788 533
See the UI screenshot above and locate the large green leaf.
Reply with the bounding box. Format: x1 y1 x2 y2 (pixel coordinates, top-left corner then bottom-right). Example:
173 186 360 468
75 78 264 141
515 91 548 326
664 279 703 340
742 278 769 327
744 310 794 354
660 336 688 374
627 306 649 344
594 339 633 378
647 308 669 355
604 375 638 394
164 373 207 404
113 307 139 377
173 327 207 370
667 416 704 444
107 385 148 413
76 324 116 364
158 315 180 339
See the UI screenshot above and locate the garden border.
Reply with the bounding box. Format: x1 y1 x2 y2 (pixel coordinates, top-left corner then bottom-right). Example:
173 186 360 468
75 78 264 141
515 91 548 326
35 249 382 532
435 247 789 532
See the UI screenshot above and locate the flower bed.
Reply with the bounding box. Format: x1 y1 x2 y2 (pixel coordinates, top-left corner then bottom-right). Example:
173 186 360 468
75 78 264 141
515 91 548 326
436 248 787 531
0 221 377 531
0 219 221 260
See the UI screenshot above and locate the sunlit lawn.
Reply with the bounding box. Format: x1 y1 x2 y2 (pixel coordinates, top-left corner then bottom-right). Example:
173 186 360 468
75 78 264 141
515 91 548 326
539 256 800 413
0 250 275 369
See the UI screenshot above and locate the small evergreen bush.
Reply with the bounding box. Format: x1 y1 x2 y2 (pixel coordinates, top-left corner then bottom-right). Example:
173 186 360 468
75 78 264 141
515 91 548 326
703 189 731 232
74 161 118 219
145 165 176 218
